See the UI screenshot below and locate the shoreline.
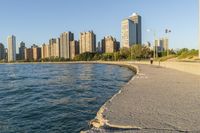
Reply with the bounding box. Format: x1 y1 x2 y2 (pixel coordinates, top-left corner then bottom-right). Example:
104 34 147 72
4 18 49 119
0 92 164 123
0 61 139 75
85 62 140 131
1 60 199 76
1 61 200 132
84 62 200 132
0 61 139 131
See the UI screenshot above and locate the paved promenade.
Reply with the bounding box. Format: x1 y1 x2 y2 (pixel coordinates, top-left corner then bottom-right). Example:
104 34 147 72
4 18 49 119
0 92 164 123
86 63 200 133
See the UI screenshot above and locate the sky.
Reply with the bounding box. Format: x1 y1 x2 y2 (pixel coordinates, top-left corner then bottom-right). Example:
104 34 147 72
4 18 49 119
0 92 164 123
0 0 198 51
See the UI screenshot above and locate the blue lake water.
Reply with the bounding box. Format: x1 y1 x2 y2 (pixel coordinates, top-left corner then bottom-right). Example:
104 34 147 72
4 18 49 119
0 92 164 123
0 63 134 133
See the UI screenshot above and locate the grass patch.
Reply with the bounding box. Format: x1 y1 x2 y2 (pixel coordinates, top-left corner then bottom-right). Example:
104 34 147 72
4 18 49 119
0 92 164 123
156 55 177 62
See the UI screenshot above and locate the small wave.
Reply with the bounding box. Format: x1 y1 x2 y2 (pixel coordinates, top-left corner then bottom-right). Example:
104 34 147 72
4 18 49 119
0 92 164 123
48 97 71 105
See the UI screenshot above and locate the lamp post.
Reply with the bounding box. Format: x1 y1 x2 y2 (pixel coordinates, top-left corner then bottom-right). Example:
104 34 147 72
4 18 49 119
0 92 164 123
165 29 171 56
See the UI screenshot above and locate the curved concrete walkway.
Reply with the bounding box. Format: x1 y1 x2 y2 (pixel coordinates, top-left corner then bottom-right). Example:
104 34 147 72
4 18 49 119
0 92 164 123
86 63 200 133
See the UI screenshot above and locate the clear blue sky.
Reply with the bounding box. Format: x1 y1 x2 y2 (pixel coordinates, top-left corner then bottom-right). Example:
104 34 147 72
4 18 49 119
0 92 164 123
0 0 198 50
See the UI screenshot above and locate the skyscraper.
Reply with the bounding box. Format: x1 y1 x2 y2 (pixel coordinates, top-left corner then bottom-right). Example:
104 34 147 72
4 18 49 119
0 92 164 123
7 35 16 62
70 40 79 59
24 48 33 61
79 31 96 54
49 38 56 57
49 38 60 58
19 41 26 60
154 38 169 57
121 13 142 48
162 38 169 51
101 36 120 53
0 43 5 60
41 43 50 59
96 42 102 53
60 32 74 59
32 45 41 61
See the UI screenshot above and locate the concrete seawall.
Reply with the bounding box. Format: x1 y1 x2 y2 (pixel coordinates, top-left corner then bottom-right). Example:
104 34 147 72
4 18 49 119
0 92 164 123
86 62 139 129
84 61 200 132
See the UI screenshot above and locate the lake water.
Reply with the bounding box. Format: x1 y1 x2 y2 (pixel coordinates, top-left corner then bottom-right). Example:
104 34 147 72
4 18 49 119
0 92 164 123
0 63 134 133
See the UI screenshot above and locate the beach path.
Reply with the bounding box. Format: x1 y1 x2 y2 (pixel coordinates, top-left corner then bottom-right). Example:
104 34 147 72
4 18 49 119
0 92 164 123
87 63 200 132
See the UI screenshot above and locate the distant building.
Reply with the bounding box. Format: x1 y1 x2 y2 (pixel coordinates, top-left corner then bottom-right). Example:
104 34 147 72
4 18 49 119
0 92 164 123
49 38 56 57
70 40 79 59
153 38 169 57
32 45 41 61
79 31 96 53
7 35 16 62
0 43 5 60
162 38 169 51
145 42 151 48
101 36 120 53
121 13 142 48
49 38 60 58
19 41 26 60
96 42 102 53
155 38 169 53
4 48 8 61
24 48 33 61
41 43 50 59
60 32 74 59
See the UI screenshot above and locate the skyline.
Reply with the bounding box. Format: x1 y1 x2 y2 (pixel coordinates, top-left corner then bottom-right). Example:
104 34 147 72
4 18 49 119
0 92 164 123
0 0 198 50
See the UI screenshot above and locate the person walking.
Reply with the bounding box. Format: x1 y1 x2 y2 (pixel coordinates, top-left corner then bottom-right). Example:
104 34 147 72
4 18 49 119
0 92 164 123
150 57 154 64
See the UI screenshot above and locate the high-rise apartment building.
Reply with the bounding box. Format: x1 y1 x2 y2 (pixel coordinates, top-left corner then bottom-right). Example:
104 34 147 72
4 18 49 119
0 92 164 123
60 32 74 59
153 38 169 58
7 35 16 62
24 48 33 61
121 13 142 48
162 38 169 51
101 36 120 53
49 38 60 58
79 31 96 54
49 38 56 57
70 40 79 59
41 43 50 59
19 41 26 60
0 43 5 60
32 45 41 61
155 38 169 52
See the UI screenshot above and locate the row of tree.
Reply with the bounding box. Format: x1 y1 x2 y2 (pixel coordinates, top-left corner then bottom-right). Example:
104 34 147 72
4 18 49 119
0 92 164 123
26 45 195 62
74 45 153 61
2 45 198 63
176 48 198 59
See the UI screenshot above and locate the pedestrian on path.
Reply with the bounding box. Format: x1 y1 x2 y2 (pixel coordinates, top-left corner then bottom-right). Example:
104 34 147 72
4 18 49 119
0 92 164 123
150 58 153 64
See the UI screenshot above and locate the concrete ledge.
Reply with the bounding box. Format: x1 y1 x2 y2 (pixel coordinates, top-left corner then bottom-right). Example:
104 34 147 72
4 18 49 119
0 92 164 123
84 61 200 133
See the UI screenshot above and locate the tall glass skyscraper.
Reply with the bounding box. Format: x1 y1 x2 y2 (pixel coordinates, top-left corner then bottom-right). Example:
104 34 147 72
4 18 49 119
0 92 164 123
0 43 5 60
121 13 142 48
19 41 26 60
